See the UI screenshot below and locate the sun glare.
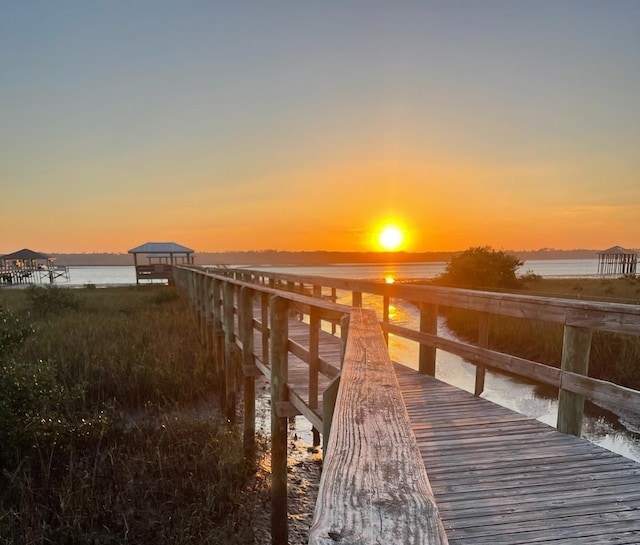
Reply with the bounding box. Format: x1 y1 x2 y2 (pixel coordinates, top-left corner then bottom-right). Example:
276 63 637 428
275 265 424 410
378 225 404 251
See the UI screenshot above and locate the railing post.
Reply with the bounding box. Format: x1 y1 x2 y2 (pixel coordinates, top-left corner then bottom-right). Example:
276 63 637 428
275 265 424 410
205 276 215 364
382 293 390 344
270 295 289 545
309 307 321 447
199 274 207 344
340 314 350 367
223 282 236 423
474 312 489 396
557 325 593 436
322 375 341 455
240 286 256 458
352 291 362 307
212 278 225 402
261 292 270 366
419 303 437 376
331 288 337 334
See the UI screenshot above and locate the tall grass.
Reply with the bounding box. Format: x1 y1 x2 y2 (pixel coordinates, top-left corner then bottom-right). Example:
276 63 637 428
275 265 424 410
0 285 262 545
441 277 640 390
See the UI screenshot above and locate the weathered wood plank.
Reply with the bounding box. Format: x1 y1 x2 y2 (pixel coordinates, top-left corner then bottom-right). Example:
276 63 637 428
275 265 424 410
309 309 449 545
397 368 640 544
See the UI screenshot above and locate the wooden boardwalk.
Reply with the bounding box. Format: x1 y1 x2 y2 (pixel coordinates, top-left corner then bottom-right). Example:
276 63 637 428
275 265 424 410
269 312 640 544
396 365 640 544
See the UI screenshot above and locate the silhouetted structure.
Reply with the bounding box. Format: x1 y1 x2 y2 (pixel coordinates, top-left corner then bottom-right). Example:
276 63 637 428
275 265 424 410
597 246 637 277
0 248 69 285
128 242 195 284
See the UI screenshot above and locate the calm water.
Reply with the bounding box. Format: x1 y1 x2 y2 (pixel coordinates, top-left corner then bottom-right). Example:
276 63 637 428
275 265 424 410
8 260 640 461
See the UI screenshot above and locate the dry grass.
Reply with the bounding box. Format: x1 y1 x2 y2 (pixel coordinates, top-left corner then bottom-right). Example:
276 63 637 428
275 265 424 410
0 285 264 544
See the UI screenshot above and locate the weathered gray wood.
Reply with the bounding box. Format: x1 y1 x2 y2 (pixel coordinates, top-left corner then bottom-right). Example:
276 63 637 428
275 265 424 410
223 282 236 423
211 278 225 400
309 309 449 545
396 366 640 544
557 325 592 436
177 268 640 545
474 312 489 397
309 307 320 411
216 267 640 335
261 291 270 366
240 286 255 457
270 295 289 545
322 375 340 456
419 302 437 376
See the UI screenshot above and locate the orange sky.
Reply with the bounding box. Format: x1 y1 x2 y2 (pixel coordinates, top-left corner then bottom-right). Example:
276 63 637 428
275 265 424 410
2 3 639 254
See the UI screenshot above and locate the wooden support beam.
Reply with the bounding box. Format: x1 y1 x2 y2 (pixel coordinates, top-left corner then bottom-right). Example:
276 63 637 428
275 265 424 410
223 282 236 423
270 295 289 545
557 325 592 436
240 286 256 458
474 312 489 397
419 302 437 376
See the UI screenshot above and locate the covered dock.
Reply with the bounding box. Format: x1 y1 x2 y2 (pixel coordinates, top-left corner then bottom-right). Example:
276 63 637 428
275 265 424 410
128 242 195 284
0 248 69 285
597 246 637 277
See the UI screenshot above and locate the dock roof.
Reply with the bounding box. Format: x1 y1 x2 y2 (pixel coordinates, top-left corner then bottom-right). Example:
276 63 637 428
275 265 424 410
128 242 194 255
600 246 636 255
1 248 50 261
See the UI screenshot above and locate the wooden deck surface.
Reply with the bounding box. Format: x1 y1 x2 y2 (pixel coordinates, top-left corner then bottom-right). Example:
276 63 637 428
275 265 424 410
395 364 640 544
255 310 640 543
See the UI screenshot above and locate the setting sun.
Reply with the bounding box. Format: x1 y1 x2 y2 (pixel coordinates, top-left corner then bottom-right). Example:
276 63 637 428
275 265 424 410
378 225 404 251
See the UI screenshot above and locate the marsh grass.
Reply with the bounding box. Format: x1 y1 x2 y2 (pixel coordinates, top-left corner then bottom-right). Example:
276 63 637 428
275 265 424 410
441 277 640 389
0 286 262 545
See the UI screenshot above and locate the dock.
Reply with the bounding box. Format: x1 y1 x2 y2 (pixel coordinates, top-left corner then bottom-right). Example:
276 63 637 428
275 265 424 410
174 266 640 545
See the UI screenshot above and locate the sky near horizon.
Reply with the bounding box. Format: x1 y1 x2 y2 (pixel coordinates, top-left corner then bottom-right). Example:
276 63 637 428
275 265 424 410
1 1 639 254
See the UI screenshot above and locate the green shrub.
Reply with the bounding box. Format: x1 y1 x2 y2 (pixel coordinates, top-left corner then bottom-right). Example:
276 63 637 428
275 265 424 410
0 307 34 353
25 285 80 317
435 246 523 289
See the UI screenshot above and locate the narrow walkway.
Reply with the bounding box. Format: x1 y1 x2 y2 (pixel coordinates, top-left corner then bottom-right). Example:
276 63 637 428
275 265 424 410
395 364 640 544
254 309 640 543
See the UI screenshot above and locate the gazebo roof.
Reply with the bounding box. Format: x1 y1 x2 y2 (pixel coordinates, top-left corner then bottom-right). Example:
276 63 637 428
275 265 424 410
1 248 50 261
600 246 636 255
128 242 194 255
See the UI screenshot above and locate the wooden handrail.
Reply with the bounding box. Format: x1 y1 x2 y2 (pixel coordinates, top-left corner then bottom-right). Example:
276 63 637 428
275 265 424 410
217 267 640 335
309 308 448 544
173 265 640 544
207 266 640 425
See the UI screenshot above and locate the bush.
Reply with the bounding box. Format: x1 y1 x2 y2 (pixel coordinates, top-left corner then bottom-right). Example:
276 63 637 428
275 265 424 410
25 285 80 317
435 246 523 289
0 307 34 353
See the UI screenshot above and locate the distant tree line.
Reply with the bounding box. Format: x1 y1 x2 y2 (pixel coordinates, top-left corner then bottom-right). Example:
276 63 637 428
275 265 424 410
50 248 602 267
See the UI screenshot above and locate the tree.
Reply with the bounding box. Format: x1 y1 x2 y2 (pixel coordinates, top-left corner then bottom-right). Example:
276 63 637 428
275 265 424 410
435 246 523 289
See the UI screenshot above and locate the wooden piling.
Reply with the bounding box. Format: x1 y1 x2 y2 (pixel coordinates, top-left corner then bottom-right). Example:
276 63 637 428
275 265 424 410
240 287 256 458
557 325 593 436
212 278 225 401
419 302 437 376
474 312 489 397
223 282 236 423
270 295 289 545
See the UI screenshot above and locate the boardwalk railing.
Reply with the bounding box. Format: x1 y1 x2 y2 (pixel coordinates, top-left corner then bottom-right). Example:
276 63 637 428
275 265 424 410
211 266 640 436
173 265 450 544
174 265 640 544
